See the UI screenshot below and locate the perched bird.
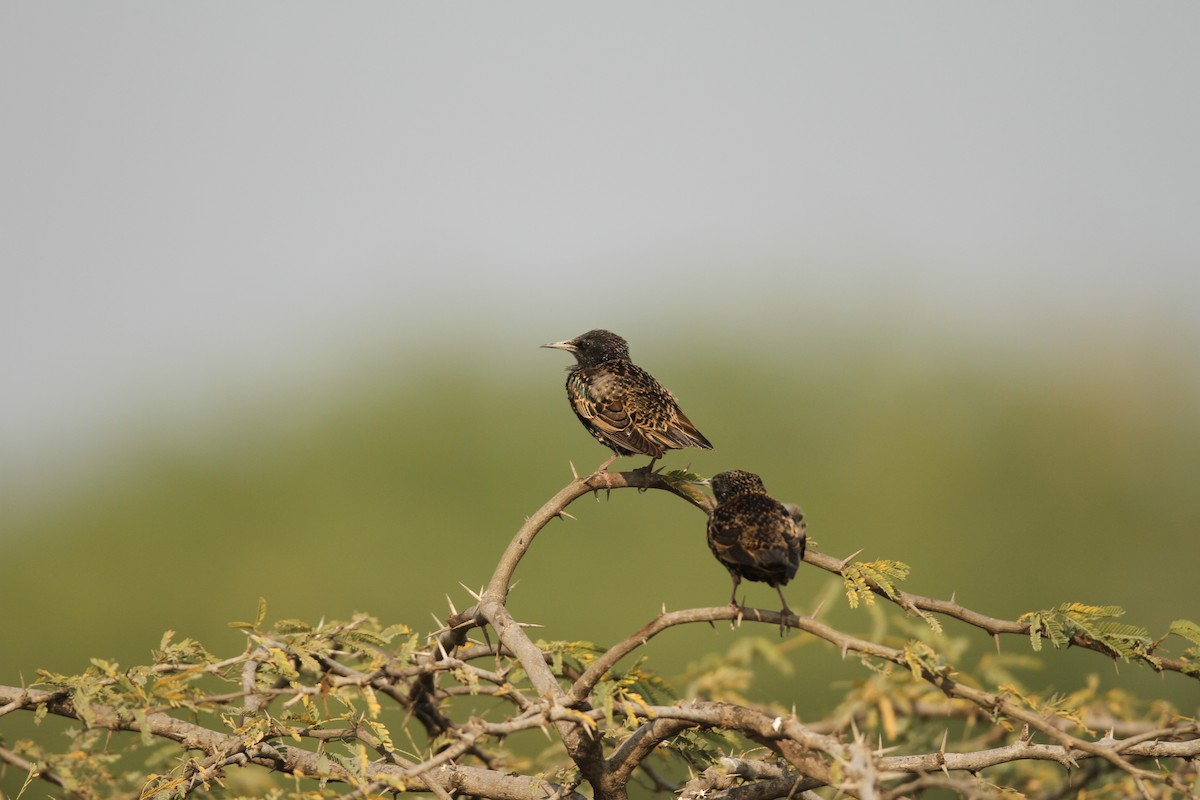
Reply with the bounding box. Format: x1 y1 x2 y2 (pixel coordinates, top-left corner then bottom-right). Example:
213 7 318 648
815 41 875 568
542 329 713 470
707 469 806 633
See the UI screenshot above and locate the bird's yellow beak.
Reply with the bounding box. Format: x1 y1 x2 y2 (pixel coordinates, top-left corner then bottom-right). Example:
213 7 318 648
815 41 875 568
541 340 577 352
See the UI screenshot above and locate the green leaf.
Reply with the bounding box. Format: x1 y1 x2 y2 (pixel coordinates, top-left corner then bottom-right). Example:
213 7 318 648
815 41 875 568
1019 602 1161 664
1168 619 1200 646
133 707 154 746
229 597 269 632
900 640 951 680
661 469 709 503
338 628 389 650
273 619 313 634
843 560 911 608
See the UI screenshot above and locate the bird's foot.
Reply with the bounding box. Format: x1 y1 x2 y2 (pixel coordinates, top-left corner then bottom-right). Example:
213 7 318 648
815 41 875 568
778 604 794 638
635 458 660 493
596 453 619 473
589 454 619 499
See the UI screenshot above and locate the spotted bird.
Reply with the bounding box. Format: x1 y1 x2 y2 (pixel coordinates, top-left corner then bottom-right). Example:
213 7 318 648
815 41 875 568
707 469 806 634
542 329 713 471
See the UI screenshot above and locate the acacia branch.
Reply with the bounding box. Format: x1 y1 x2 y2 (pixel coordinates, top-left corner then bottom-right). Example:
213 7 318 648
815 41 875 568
421 467 712 798
803 550 1197 679
630 703 1198 795
555 603 1195 795
498 469 1195 684
486 467 711 602
463 467 1194 797
0 744 83 800
0 684 586 800
5 467 1195 800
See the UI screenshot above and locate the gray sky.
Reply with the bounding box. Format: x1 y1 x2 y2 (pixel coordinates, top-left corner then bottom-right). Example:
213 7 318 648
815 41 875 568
3 3 1199 490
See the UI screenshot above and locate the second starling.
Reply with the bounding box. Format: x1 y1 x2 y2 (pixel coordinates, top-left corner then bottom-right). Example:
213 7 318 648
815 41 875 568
707 469 806 633
542 329 713 470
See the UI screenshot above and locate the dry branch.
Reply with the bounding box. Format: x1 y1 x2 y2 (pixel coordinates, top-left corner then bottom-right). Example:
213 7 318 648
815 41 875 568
1 466 1195 800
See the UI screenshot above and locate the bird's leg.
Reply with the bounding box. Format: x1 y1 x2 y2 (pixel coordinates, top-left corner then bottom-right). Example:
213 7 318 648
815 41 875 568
632 457 657 492
775 586 793 637
727 573 744 627
594 452 619 494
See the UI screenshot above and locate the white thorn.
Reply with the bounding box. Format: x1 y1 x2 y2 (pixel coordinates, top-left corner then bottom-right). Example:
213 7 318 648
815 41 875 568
839 548 865 569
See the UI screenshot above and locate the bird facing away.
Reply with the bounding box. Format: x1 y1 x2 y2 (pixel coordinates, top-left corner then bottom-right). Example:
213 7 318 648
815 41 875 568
707 469 806 633
542 329 713 470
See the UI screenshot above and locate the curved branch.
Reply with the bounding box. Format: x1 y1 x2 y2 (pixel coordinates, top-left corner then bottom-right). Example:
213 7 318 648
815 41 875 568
502 468 1196 683
486 467 710 601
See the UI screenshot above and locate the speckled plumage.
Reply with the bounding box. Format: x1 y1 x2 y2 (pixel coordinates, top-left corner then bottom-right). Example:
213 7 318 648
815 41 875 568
542 330 713 465
707 470 806 630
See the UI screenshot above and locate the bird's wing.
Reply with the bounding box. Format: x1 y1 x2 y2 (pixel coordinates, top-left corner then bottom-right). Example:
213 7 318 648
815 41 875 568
708 497 799 582
664 409 714 450
568 368 665 457
620 365 713 451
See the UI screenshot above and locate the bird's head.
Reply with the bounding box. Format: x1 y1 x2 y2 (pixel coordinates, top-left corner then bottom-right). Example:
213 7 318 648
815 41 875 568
709 469 767 503
541 329 631 368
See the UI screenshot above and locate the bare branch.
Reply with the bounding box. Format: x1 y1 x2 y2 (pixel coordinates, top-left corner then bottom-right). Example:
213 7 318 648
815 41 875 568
486 467 710 603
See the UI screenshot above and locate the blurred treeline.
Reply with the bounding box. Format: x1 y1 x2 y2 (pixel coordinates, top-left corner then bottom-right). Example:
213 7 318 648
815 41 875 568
2 326 1198 777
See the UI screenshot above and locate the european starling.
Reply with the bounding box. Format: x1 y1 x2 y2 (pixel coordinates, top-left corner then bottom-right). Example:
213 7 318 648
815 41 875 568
707 470 806 633
542 329 713 470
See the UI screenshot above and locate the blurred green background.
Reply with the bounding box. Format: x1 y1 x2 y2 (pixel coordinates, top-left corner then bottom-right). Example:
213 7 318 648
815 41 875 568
4 321 1197 714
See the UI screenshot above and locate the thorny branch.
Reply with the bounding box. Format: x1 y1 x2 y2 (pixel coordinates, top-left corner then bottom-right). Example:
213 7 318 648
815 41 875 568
2 467 1196 800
